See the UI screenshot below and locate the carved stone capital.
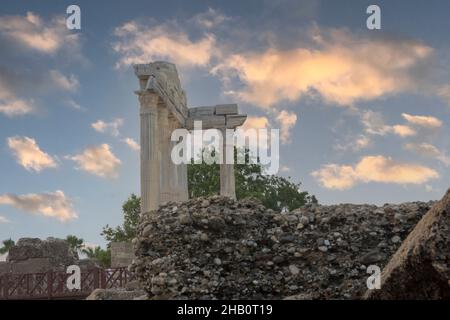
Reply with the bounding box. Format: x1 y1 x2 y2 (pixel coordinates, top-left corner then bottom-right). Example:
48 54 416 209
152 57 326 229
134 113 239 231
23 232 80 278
137 92 159 107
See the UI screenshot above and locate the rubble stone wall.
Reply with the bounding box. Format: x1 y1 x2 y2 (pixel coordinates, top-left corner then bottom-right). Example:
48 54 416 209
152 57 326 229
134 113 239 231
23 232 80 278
132 195 435 299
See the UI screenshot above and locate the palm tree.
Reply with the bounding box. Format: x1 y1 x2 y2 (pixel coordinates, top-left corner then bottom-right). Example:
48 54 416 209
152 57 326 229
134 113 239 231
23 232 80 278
0 238 15 255
81 246 111 268
66 235 84 255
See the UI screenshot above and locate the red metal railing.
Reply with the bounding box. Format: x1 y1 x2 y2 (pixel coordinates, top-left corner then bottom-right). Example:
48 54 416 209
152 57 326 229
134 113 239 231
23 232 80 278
0 267 135 300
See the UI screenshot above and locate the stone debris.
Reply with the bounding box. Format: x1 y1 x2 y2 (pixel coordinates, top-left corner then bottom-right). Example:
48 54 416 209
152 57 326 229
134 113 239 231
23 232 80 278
131 195 434 299
364 189 450 299
86 288 147 300
1 237 99 275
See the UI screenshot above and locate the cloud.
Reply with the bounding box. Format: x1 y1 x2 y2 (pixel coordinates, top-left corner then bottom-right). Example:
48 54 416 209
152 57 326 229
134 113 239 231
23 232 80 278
7 136 57 172
312 155 439 190
0 11 78 54
122 138 140 151
360 110 392 136
275 110 297 143
0 77 34 116
405 143 450 166
0 12 82 117
68 144 121 178
391 125 416 137
0 190 77 222
49 70 79 92
0 215 10 223
0 97 34 117
401 113 443 129
191 8 231 29
335 134 371 152
436 85 450 106
212 29 433 108
242 116 270 130
360 110 418 138
65 99 84 111
113 21 216 68
91 118 124 137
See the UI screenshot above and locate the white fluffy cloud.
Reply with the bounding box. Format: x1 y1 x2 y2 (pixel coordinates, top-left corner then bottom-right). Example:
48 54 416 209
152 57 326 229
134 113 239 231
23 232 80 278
122 138 140 151
68 144 121 178
7 136 57 172
0 215 10 223
113 21 216 68
0 190 77 222
312 155 439 190
91 119 124 137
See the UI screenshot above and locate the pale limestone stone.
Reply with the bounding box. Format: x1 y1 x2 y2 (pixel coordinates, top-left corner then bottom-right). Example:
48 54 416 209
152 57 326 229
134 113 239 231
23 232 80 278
135 62 246 211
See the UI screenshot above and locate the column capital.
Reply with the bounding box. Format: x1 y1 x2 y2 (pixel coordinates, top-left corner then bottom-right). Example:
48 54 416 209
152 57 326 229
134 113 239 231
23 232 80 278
137 91 159 108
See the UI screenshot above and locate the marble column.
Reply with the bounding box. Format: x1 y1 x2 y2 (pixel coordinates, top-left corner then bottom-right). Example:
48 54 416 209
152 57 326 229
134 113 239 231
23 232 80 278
158 105 171 203
220 128 236 199
174 119 189 201
138 92 160 213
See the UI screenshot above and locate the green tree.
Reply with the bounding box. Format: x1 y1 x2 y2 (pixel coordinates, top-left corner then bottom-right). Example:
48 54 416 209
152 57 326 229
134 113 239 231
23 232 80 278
81 246 111 268
0 238 15 255
66 235 84 255
101 194 140 243
188 148 317 211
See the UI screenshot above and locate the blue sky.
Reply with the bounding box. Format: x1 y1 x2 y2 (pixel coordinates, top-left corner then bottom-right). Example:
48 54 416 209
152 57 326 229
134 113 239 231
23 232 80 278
0 0 449 249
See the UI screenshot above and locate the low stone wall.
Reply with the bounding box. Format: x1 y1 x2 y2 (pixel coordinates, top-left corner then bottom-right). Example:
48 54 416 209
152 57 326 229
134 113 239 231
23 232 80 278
0 237 89 275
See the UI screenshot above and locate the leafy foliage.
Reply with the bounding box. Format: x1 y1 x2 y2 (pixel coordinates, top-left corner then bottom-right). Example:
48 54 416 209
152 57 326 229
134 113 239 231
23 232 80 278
0 238 15 255
65 235 84 255
81 246 111 268
188 148 317 211
101 194 140 243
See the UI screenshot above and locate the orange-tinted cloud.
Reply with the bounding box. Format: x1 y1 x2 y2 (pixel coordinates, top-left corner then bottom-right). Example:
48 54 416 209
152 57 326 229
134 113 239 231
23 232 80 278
0 12 78 54
402 113 443 129
212 29 433 108
312 155 439 190
7 136 57 172
0 190 77 222
68 144 121 178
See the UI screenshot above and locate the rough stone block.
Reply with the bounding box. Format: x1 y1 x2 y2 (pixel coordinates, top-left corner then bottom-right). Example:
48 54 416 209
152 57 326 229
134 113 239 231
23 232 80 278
188 106 215 117
215 104 238 115
364 189 450 299
185 116 226 130
111 242 135 268
10 258 52 274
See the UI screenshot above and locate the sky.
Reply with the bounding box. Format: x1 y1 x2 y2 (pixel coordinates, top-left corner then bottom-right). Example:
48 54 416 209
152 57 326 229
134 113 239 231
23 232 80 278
0 0 449 249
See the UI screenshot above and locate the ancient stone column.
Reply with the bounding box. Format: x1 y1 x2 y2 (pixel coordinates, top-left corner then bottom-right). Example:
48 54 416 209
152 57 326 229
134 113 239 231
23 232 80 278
158 105 171 203
220 128 236 199
138 92 160 213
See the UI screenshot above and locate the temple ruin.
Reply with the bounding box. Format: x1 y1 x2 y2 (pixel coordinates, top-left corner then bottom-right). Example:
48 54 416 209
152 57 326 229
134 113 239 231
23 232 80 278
134 61 247 214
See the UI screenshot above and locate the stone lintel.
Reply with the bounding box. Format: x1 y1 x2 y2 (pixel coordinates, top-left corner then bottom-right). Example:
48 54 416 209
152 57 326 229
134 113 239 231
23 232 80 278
215 104 238 115
226 114 247 128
